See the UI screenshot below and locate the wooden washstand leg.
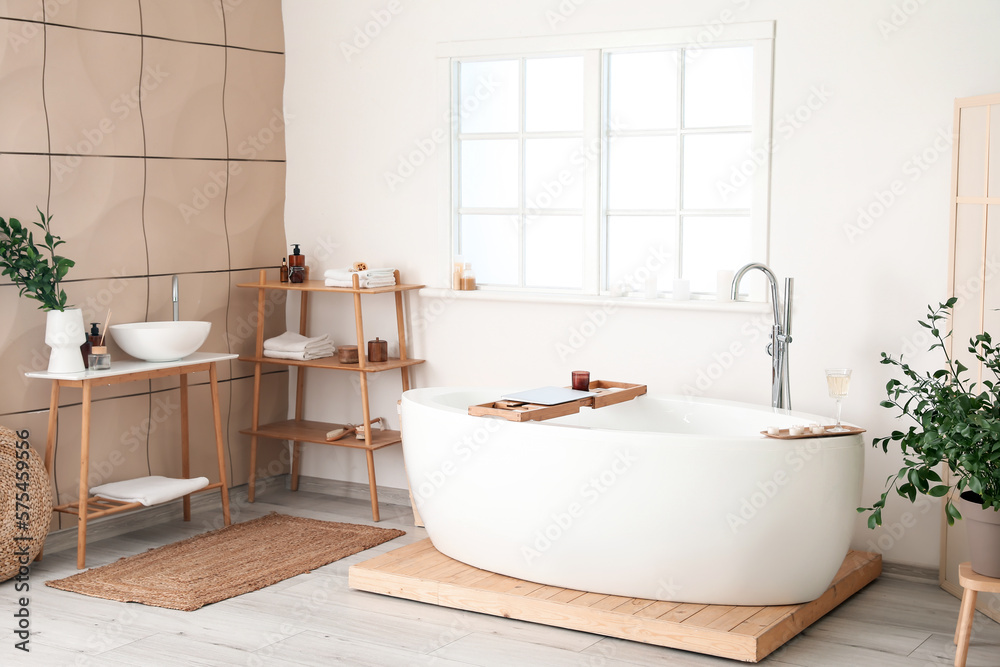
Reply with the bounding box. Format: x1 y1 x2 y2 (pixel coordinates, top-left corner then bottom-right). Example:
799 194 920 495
248 270 267 503
248 362 262 503
209 363 231 526
37 381 61 561
180 374 191 521
76 381 92 569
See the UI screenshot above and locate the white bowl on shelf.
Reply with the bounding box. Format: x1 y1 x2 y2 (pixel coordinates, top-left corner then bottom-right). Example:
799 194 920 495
109 321 211 362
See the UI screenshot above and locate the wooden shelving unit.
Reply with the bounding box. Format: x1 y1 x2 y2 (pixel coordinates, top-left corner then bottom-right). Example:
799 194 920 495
238 269 424 521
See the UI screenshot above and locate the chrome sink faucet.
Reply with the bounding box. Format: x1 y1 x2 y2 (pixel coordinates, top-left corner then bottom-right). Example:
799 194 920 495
731 263 793 411
172 275 179 321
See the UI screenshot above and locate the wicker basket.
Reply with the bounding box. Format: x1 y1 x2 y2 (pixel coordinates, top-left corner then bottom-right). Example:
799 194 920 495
0 426 53 582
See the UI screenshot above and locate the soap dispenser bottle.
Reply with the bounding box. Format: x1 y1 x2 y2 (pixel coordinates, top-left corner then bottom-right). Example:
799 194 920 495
80 322 101 368
288 244 305 283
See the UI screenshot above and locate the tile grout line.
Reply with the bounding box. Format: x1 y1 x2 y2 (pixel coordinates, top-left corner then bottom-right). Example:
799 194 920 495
0 15 284 55
137 0 154 481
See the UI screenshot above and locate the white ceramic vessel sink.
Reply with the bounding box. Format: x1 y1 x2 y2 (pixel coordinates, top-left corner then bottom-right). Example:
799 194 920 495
109 321 211 362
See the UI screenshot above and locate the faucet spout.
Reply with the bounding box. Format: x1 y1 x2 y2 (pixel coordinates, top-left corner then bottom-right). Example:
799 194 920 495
731 263 793 411
172 275 179 322
731 262 780 328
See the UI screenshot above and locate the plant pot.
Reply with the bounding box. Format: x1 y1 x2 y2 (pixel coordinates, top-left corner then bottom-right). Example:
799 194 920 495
959 491 1000 578
45 308 86 373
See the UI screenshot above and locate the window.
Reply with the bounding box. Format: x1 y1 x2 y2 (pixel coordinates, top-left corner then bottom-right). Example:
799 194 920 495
444 22 774 299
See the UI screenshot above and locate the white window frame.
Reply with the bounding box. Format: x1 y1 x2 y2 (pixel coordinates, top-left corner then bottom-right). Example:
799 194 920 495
437 21 774 299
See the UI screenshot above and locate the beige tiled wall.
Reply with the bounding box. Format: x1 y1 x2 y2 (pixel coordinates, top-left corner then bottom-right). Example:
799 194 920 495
0 0 289 532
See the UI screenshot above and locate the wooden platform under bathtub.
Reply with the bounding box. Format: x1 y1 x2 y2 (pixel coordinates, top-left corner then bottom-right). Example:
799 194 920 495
348 539 882 663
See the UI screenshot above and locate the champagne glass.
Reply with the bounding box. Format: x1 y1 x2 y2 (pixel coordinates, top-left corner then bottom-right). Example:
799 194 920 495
825 368 852 432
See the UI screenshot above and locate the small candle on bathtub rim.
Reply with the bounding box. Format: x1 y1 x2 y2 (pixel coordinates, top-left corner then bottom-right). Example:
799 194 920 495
717 269 735 301
572 370 590 391
788 424 804 436
810 423 825 435
672 278 691 301
767 425 780 436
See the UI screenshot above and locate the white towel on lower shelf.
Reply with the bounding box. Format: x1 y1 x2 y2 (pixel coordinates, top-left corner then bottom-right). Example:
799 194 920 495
263 346 335 360
264 332 332 353
90 475 210 506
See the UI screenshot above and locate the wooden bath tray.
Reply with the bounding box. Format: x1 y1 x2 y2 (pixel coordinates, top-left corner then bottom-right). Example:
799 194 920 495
349 539 882 663
469 380 646 422
761 425 866 439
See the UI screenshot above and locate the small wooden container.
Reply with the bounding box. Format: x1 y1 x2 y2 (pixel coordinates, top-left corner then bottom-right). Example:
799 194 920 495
368 337 388 363
338 345 359 364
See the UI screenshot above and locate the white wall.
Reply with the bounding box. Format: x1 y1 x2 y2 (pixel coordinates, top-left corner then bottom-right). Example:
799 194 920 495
282 0 1000 568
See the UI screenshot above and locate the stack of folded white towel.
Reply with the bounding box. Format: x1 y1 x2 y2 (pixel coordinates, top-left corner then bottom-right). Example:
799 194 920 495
324 268 396 288
263 332 335 360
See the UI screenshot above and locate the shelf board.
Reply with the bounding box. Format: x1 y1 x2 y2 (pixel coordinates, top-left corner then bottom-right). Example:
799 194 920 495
240 419 403 450
239 356 425 373
236 279 424 294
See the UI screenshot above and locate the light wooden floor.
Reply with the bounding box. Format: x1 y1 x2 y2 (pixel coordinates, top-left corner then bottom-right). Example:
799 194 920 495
2 483 1000 666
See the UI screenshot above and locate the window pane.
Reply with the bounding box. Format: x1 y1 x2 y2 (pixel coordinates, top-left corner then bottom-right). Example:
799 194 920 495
459 60 519 134
607 51 677 131
460 214 519 285
684 46 753 128
681 216 751 293
607 136 678 210
682 133 752 210
606 215 677 292
460 139 519 208
525 216 583 289
526 56 584 132
525 138 585 212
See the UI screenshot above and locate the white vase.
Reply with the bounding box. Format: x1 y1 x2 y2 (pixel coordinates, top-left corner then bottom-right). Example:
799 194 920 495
45 308 86 373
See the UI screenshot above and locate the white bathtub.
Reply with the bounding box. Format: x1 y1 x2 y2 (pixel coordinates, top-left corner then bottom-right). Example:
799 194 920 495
401 387 865 606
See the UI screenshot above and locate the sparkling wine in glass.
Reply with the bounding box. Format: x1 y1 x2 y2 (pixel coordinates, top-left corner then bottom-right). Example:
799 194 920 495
825 368 852 432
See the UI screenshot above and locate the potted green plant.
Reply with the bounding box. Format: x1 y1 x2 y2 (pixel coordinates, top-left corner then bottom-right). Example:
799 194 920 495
861 298 1000 577
0 208 81 372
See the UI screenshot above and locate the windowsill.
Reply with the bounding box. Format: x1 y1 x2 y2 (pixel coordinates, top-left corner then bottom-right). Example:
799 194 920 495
417 287 772 313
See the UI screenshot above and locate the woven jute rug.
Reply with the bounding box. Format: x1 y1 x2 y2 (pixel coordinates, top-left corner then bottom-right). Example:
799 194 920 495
46 513 405 611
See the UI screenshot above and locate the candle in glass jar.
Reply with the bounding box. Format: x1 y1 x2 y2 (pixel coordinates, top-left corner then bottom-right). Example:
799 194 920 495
572 371 590 391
